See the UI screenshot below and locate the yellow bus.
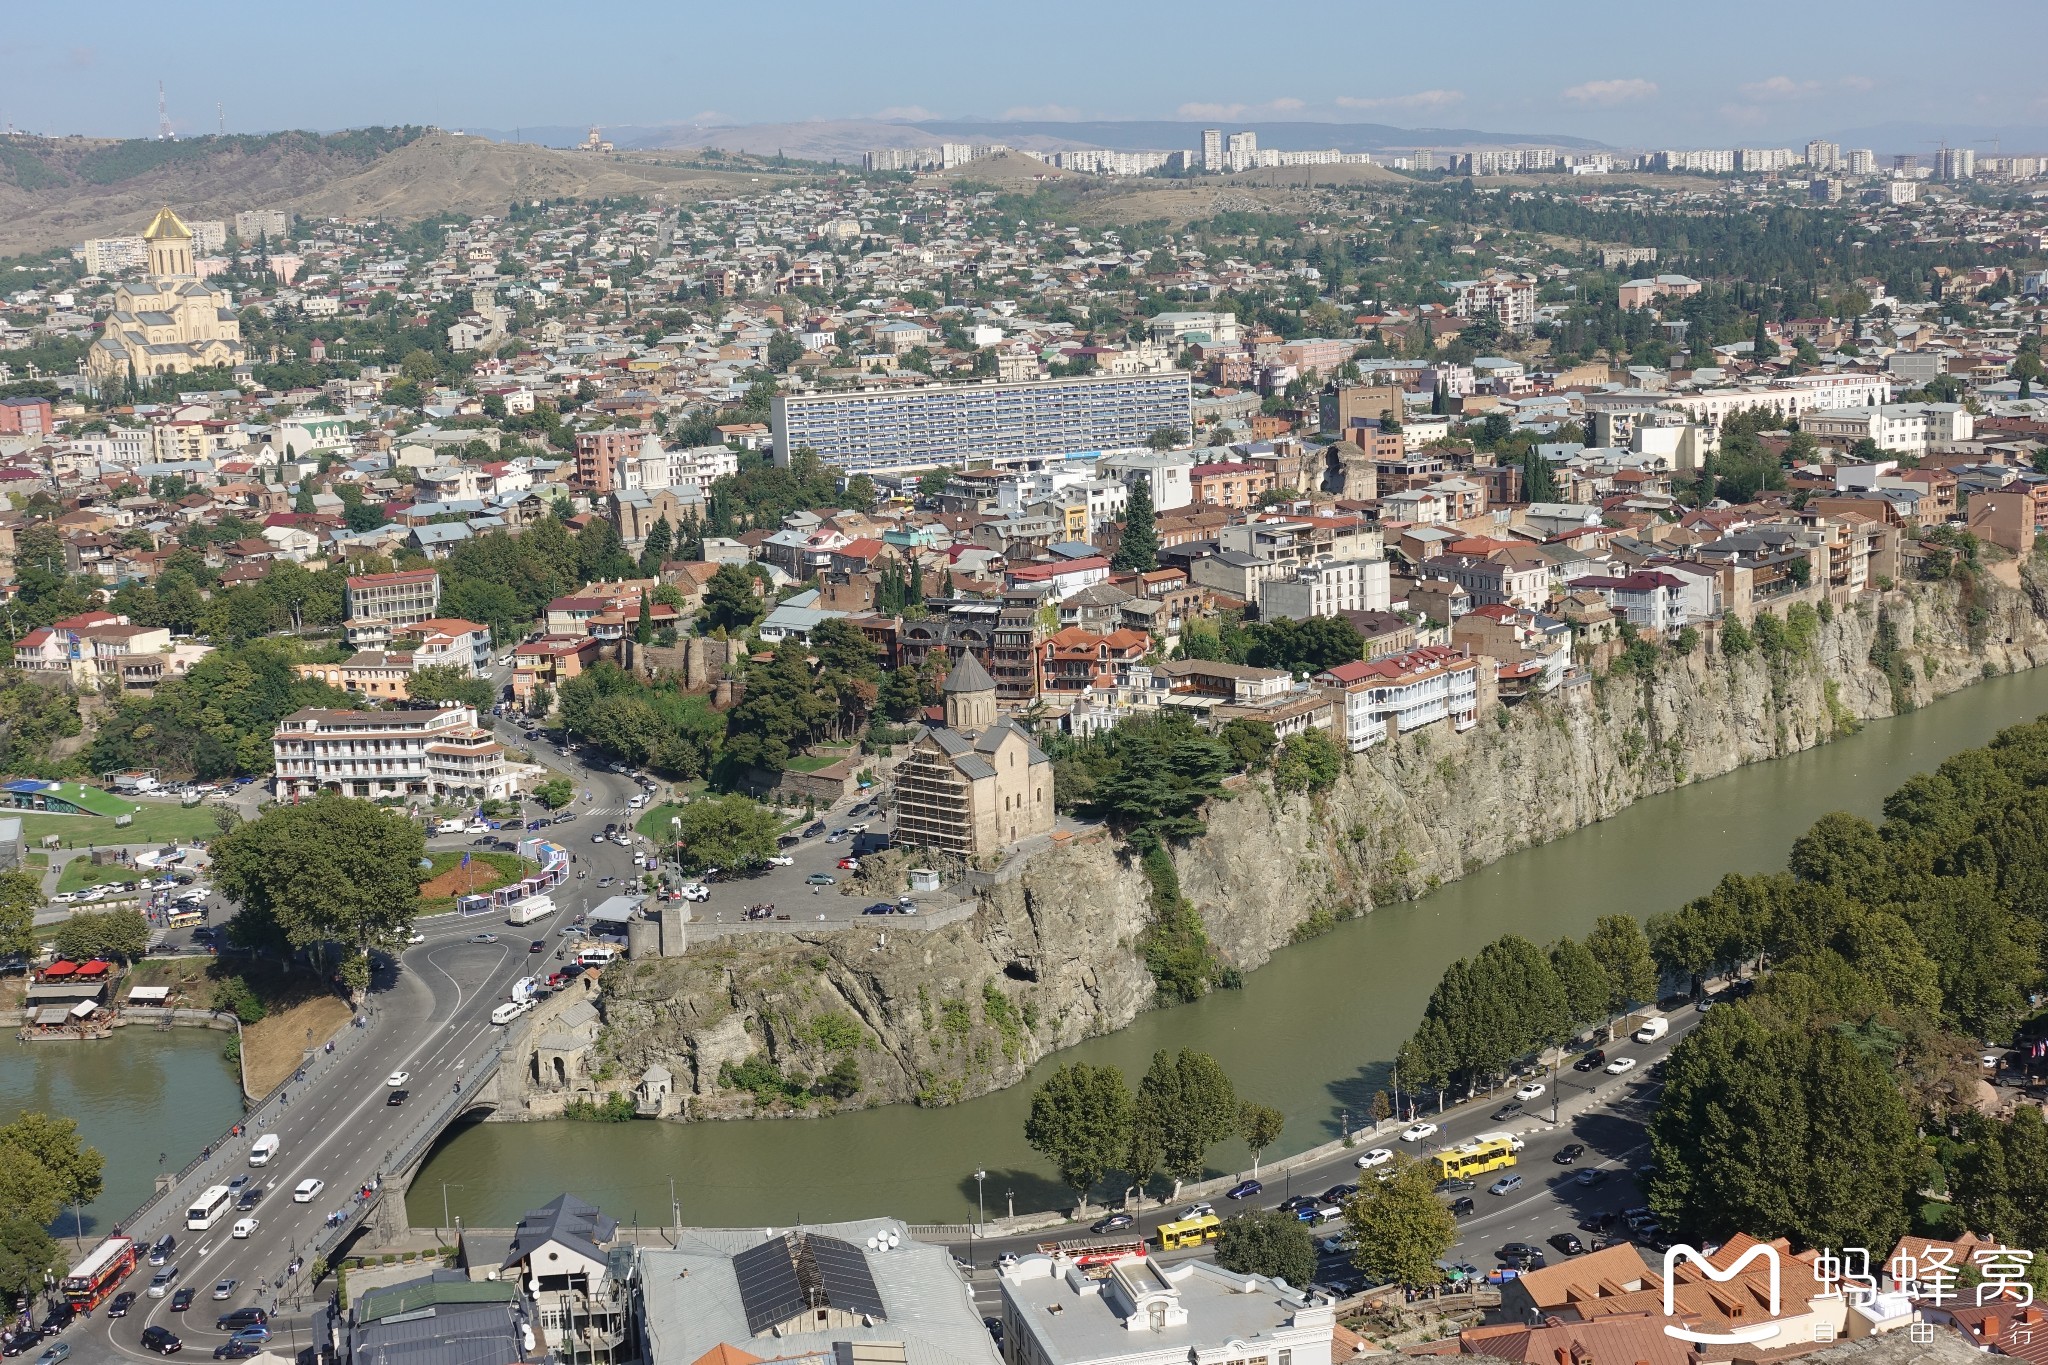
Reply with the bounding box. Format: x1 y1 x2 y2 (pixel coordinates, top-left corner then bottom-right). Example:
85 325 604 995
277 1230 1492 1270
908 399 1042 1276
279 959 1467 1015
1156 1214 1221 1250
166 907 204 928
1431 1137 1518 1183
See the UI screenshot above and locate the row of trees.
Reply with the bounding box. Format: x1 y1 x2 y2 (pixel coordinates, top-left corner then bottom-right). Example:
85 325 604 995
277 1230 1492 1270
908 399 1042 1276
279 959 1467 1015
1397 917 1660 1101
1024 1050 1285 1207
0 1114 105 1300
1647 717 2048 1254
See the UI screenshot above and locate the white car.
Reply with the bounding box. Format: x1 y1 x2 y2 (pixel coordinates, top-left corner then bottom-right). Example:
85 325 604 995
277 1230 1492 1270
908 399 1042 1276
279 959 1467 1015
1400 1122 1440 1142
231 1218 258 1239
1177 1202 1214 1220
679 884 710 902
1354 1147 1394 1169
1604 1056 1639 1076
406 931 426 945
766 856 795 867
386 1070 410 1087
1514 1081 1545 1101
293 1178 324 1202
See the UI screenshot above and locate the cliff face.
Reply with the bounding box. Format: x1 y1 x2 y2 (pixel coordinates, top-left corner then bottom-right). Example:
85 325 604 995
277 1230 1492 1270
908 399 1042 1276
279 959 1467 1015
577 576 2048 1119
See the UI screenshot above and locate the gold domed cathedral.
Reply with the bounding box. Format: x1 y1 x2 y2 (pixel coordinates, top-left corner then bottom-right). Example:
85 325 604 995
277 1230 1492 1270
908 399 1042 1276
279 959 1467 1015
84 206 245 389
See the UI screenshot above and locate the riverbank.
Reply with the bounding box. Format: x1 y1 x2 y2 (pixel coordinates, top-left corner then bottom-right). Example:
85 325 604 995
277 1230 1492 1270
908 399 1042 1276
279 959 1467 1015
412 633 2048 1228
571 576 2048 1119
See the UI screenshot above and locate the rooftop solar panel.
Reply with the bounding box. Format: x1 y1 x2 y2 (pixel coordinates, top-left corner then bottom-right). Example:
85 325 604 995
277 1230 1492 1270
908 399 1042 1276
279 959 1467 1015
733 1236 806 1335
802 1234 887 1323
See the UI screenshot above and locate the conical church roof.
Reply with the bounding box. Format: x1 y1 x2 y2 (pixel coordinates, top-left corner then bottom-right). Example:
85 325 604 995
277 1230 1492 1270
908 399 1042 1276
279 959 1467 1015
942 649 995 694
142 206 193 241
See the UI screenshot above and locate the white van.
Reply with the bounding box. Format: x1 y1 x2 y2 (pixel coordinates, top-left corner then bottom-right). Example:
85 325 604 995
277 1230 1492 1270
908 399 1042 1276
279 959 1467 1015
248 1134 279 1167
576 945 619 968
627 794 646 809
1634 1016 1669 1044
490 1001 526 1026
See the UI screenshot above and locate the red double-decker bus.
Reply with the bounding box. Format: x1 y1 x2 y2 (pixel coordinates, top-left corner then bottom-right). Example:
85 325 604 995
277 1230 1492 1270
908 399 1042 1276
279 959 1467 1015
62 1236 135 1310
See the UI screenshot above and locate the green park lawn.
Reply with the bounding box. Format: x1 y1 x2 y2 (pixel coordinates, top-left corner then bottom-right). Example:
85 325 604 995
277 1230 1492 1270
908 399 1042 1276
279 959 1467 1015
18 798 222 850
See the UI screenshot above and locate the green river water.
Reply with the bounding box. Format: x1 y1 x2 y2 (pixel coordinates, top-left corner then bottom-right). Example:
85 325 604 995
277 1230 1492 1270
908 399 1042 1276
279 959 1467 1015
18 671 2047 1237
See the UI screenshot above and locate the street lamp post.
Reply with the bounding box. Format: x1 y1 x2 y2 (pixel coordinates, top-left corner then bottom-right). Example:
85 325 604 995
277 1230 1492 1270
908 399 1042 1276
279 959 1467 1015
441 1183 465 1236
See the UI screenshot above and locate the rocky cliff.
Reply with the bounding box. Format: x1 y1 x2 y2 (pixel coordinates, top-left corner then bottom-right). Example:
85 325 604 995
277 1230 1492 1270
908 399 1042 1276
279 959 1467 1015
573 575 2048 1120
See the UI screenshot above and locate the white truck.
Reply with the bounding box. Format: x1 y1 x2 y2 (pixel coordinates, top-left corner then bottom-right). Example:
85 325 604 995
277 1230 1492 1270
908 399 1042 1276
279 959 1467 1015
1634 1015 1669 1044
505 894 554 927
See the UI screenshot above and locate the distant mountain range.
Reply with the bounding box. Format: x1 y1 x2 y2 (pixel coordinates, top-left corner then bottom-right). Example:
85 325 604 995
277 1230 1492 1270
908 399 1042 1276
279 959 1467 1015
462 117 1608 160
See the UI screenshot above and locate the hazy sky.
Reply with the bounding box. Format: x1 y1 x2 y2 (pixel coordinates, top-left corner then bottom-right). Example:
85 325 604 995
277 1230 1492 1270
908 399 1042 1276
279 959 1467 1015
7 0 2042 147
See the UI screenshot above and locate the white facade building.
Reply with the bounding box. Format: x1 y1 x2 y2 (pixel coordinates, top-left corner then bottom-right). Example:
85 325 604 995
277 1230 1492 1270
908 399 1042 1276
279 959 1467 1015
1799 402 1973 455
1260 556 1392 622
1317 646 1482 751
1000 1252 1334 1365
271 704 510 803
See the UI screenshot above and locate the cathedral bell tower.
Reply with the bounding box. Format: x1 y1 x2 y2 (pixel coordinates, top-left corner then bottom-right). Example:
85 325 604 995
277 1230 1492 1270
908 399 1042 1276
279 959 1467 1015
142 205 195 278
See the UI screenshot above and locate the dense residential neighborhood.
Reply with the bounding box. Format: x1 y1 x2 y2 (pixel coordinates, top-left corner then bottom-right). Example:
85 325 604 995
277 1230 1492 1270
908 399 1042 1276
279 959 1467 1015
6 32 2048 1364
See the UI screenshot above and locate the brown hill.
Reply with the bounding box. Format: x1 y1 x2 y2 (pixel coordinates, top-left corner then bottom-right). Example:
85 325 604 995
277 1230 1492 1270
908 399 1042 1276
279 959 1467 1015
0 130 781 255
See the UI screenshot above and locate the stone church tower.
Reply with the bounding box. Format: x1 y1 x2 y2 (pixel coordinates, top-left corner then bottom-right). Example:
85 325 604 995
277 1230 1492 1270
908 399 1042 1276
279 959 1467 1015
942 650 998 733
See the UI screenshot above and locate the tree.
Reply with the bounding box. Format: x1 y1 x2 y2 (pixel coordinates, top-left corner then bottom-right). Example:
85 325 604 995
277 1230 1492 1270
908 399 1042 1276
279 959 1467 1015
0 869 38 962
1583 914 1660 1021
1112 478 1159 573
1215 1209 1316 1285
405 663 494 711
1131 1048 1238 1189
1648 1007 1916 1250
209 796 426 1000
1346 1155 1456 1288
674 794 782 873
1217 718 1277 772
1951 1107 2048 1253
640 515 675 576
1548 936 1611 1040
1145 427 1186 451
0 1111 104 1243
532 776 575 811
1272 728 1344 796
51 909 150 964
700 563 765 633
1238 1102 1284 1176
1023 1063 1132 1208
0 1216 62 1303
845 474 876 508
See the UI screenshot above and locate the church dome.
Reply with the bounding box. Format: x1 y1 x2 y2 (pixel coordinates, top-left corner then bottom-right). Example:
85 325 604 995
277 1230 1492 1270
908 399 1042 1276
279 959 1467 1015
142 206 194 241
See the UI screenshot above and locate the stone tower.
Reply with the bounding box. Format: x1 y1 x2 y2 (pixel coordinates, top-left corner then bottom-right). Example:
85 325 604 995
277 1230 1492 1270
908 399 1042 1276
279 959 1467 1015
941 649 998 733
142 206 195 279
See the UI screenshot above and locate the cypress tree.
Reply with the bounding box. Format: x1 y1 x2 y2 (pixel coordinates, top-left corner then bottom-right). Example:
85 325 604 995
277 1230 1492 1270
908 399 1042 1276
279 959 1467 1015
1113 478 1160 572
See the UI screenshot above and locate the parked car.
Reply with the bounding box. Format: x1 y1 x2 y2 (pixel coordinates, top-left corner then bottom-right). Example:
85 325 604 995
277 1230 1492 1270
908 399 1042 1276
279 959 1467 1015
1552 1233 1586 1256
1488 1174 1524 1196
805 873 836 886
1225 1179 1263 1200
767 856 794 867
1500 1242 1543 1261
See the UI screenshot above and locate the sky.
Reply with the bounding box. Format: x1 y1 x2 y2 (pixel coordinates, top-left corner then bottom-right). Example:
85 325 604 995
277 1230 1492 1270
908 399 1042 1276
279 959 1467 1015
7 0 2044 149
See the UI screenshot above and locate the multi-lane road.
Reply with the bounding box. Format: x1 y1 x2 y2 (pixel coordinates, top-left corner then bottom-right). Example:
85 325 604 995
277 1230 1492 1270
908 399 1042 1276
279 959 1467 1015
73 732 664 1361
946 1006 1709 1321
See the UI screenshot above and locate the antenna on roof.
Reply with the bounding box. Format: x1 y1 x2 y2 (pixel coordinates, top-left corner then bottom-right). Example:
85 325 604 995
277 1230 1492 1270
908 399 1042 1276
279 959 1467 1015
157 81 173 141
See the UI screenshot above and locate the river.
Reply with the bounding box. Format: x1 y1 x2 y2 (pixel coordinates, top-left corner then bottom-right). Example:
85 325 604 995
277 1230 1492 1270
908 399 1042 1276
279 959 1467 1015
0 1027 242 1242
415 667 2047 1227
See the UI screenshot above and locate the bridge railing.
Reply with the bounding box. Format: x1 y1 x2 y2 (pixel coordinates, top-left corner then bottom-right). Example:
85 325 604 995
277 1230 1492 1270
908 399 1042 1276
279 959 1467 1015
378 1041 508 1181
